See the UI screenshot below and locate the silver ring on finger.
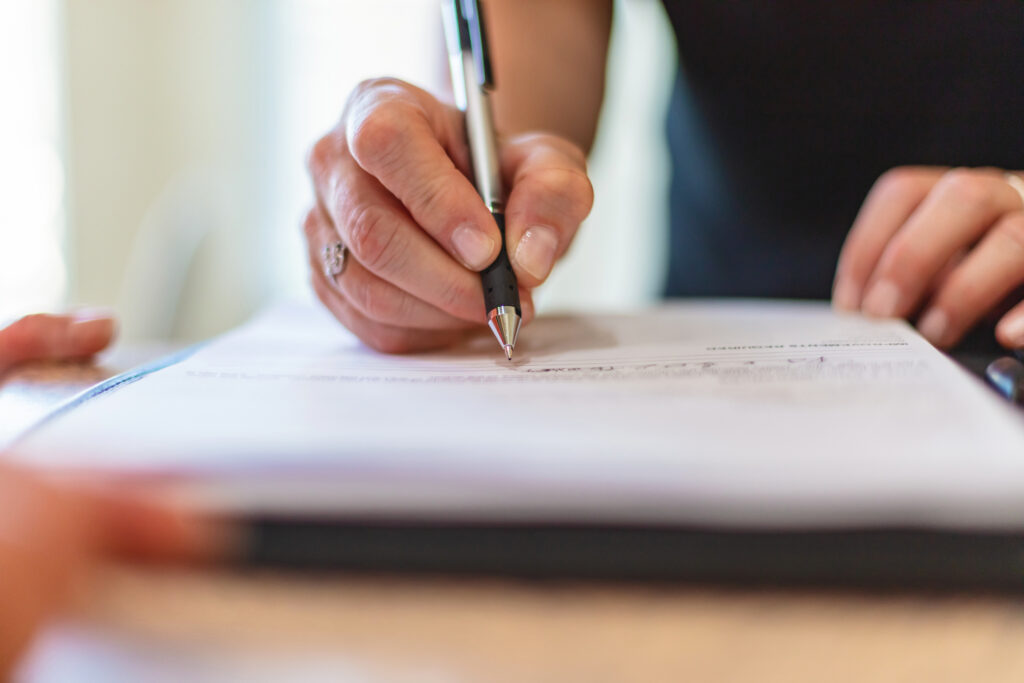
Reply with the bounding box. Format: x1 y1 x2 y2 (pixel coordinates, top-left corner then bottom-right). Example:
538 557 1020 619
1005 172 1024 209
322 240 348 288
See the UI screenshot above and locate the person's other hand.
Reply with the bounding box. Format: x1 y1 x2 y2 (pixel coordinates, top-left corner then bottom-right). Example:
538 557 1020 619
305 78 594 353
0 465 220 675
833 167 1024 349
0 312 116 374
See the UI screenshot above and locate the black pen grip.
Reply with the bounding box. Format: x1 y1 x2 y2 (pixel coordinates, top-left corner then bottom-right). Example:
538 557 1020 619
481 212 521 314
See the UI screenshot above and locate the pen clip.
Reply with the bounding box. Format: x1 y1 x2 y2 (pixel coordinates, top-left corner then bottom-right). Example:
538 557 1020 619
459 0 495 89
441 1 469 110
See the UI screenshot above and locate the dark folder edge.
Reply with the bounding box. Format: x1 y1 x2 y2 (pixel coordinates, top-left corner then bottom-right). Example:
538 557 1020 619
242 518 1024 591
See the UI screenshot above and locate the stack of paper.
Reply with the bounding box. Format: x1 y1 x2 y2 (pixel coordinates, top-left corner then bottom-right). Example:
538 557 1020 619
10 301 1024 529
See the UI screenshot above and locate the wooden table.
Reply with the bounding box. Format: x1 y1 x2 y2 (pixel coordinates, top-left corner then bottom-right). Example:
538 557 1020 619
6 353 1024 682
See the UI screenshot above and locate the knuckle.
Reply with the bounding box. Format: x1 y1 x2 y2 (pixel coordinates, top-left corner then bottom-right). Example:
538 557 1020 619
347 101 416 173
349 108 397 162
939 168 992 208
345 203 403 273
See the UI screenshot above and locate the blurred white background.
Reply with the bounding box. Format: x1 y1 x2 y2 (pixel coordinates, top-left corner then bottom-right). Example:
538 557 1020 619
1 0 675 342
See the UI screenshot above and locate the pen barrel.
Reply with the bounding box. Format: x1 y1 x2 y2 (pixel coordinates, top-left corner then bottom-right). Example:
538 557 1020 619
464 85 503 209
481 212 521 315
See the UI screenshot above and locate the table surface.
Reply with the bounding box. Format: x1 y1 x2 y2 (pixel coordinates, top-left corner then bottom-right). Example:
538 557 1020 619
5 350 1024 682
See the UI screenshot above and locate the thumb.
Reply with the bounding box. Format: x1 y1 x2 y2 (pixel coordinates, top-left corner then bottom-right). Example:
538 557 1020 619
501 133 595 287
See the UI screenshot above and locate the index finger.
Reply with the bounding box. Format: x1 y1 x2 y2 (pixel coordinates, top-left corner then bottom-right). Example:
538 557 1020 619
0 313 115 373
344 79 501 271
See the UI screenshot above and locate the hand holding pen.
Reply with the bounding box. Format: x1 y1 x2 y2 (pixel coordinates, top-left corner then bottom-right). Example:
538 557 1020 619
302 3 593 355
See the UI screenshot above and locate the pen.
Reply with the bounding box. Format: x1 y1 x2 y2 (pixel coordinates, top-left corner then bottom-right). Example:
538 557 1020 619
442 0 521 360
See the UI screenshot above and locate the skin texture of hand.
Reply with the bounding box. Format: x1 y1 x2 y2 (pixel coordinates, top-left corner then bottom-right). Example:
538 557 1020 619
834 167 1024 349
305 78 594 354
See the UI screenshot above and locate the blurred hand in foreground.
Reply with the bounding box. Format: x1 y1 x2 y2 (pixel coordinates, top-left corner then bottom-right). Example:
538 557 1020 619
0 465 221 675
0 311 223 674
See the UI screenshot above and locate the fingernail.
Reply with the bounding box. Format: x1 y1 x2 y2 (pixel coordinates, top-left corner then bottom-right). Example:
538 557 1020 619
67 317 115 347
999 316 1024 347
832 280 860 311
862 279 903 317
917 308 948 346
71 308 115 324
452 224 495 270
514 226 559 281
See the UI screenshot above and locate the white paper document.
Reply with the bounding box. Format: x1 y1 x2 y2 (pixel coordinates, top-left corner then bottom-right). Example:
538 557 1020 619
11 301 1024 528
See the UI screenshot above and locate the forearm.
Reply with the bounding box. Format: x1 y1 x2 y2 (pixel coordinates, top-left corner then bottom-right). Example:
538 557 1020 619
486 0 612 152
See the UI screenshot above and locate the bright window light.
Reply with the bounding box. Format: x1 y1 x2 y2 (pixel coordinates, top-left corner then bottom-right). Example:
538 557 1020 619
0 0 65 321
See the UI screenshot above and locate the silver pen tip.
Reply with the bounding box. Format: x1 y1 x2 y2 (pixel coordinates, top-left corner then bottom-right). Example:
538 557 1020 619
487 306 522 359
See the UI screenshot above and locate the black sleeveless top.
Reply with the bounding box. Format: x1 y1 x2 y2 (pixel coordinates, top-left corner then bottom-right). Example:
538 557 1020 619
660 1 1024 299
